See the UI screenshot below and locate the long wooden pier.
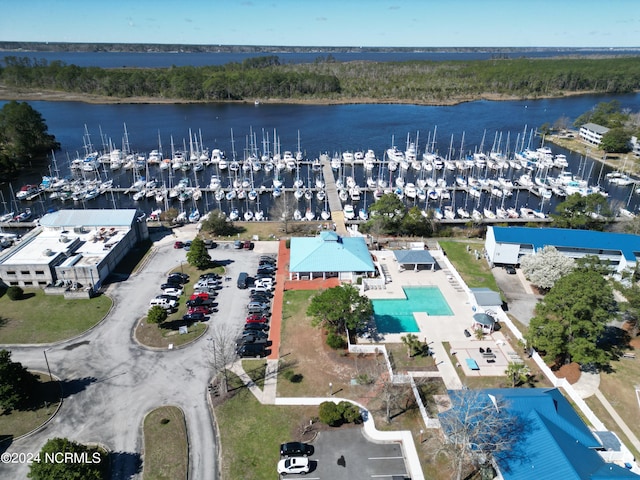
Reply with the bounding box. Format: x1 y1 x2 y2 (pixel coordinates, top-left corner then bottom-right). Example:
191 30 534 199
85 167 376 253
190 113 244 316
321 155 348 235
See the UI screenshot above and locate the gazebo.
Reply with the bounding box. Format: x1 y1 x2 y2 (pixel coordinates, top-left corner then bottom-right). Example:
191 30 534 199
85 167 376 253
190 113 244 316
471 312 496 334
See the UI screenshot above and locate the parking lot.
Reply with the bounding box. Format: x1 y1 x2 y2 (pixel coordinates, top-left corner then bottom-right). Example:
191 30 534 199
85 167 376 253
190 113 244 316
281 428 407 480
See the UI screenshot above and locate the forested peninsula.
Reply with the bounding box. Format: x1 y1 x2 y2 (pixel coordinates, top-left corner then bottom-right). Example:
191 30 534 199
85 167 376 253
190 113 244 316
1 52 639 106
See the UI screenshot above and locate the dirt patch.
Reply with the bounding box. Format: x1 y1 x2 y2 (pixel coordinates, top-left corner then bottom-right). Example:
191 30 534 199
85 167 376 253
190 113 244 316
630 337 640 349
555 362 581 384
278 297 385 408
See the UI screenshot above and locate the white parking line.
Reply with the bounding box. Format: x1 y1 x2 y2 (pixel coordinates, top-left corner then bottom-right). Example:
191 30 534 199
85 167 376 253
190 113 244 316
368 456 405 460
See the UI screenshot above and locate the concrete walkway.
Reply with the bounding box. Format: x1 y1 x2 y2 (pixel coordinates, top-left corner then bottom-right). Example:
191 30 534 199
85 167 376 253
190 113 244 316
595 389 640 453
228 358 425 480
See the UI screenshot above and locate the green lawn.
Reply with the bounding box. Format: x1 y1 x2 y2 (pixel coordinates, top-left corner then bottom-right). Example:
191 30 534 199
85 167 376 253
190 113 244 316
215 373 317 480
0 373 62 446
142 406 188 480
0 289 112 344
439 240 500 291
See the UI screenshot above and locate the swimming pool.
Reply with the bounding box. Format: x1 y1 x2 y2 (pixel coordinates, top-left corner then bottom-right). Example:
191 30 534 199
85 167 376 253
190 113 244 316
373 286 453 334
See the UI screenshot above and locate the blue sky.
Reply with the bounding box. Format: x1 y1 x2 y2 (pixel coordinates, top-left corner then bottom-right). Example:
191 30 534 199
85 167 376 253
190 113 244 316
2 0 638 47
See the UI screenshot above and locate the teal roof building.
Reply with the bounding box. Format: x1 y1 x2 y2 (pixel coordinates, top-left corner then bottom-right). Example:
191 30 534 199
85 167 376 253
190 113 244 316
289 232 374 281
440 388 638 480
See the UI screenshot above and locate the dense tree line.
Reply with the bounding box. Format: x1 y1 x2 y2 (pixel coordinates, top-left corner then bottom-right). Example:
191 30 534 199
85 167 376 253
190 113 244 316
0 101 59 179
2 55 640 103
0 56 340 101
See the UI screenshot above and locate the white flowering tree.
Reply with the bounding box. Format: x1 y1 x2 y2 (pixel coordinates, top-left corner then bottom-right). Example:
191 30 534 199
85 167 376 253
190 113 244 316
519 245 576 291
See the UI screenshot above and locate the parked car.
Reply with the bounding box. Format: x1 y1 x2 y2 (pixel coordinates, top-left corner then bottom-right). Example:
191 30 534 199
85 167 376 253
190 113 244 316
184 240 192 250
280 442 314 458
173 241 184 249
157 293 180 302
247 301 270 311
259 255 276 262
257 268 276 276
244 322 269 332
237 272 249 289
186 297 215 308
203 239 217 249
190 292 212 300
188 306 211 315
236 335 268 347
254 273 275 281
250 293 272 303
257 265 276 272
246 314 269 324
277 457 310 475
233 240 243 249
183 312 206 322
193 286 218 295
161 287 183 296
236 343 267 358
199 272 220 280
194 279 220 289
505 265 517 275
243 240 254 250
240 329 269 340
167 272 190 284
251 287 273 296
149 297 177 309
248 306 270 315
252 281 273 291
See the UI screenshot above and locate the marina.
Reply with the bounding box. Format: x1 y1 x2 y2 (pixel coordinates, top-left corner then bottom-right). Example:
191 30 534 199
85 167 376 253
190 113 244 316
0 125 635 231
2 93 640 230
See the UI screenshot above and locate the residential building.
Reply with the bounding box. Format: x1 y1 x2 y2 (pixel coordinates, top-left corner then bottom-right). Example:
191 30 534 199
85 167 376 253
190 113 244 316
579 123 610 146
484 226 640 273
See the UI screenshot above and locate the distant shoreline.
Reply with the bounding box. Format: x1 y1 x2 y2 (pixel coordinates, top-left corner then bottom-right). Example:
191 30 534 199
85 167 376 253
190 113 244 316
3 42 638 54
0 85 604 107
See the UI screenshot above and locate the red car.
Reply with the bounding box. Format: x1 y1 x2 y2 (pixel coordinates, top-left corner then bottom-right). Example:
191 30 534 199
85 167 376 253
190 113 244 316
190 292 211 301
188 306 211 315
173 241 184 249
246 314 269 324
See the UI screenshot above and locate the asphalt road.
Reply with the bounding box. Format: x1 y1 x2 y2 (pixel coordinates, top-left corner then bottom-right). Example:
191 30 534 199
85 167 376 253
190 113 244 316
492 266 542 327
0 227 276 479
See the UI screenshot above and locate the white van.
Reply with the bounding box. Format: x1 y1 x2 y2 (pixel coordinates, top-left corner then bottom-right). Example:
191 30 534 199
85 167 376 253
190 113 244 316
149 297 177 310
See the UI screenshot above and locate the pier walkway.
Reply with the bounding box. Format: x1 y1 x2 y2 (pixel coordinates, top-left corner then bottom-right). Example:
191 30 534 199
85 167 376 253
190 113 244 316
321 157 348 235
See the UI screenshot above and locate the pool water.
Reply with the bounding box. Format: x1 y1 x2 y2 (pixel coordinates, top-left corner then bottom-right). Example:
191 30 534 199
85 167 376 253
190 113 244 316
373 286 453 334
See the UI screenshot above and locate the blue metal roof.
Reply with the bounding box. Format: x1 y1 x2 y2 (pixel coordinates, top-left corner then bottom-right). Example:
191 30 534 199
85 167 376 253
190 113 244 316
393 249 435 264
491 226 640 262
440 388 636 480
289 233 375 273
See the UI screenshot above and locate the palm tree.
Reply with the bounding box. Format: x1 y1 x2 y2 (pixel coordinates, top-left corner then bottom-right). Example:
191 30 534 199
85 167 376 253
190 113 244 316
505 362 530 387
401 333 421 358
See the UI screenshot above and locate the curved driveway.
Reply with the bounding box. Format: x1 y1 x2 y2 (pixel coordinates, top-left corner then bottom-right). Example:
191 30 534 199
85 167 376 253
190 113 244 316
0 229 272 479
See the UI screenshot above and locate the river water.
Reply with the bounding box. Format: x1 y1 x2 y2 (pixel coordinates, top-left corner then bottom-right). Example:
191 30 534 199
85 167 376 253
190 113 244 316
2 92 640 222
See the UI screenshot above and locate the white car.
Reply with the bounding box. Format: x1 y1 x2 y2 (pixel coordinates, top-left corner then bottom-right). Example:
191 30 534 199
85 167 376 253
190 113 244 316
254 279 274 289
277 456 310 475
162 287 183 296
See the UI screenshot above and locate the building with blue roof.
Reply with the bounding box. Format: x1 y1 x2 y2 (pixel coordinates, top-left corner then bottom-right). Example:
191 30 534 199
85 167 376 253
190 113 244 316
0 209 148 290
439 388 638 480
289 231 375 281
485 226 640 273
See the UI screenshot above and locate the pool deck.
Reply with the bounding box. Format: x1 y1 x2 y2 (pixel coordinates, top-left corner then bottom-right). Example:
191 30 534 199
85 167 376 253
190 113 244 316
361 249 522 388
